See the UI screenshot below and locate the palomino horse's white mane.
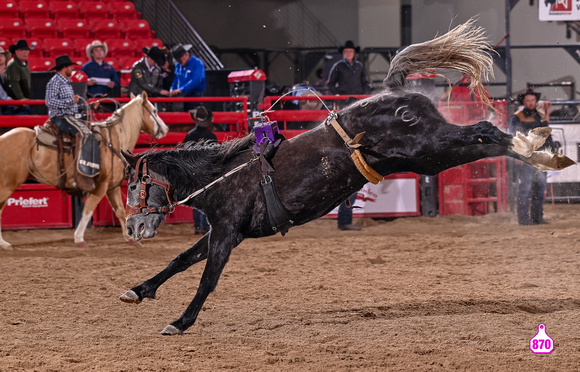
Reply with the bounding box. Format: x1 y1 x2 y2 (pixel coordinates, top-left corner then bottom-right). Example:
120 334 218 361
94 95 155 150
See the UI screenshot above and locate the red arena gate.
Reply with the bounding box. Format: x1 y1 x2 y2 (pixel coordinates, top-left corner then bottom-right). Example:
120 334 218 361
437 100 509 216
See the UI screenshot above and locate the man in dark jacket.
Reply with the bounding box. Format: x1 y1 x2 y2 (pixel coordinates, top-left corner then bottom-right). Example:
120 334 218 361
326 40 371 96
6 39 31 114
326 40 371 231
128 47 169 97
184 106 217 235
509 88 554 225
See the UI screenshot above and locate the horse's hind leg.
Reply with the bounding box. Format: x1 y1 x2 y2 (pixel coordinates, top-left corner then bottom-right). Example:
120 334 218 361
106 186 140 246
120 233 210 303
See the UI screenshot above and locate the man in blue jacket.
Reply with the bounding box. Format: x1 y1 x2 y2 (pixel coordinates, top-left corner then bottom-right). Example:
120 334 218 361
169 45 205 111
81 40 120 98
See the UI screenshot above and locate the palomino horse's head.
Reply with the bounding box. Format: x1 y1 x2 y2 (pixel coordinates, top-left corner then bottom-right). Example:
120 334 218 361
131 91 169 140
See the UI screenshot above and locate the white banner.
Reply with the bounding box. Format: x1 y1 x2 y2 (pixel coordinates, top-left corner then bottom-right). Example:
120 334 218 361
539 0 580 21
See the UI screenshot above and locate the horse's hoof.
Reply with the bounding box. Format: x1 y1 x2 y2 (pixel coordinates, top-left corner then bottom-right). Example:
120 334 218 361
119 290 141 304
1 243 14 251
160 325 182 335
76 241 88 248
128 239 142 247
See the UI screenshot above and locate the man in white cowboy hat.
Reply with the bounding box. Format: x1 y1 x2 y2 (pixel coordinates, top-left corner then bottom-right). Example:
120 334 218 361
46 54 100 192
81 40 120 98
327 40 371 96
509 88 554 225
183 105 217 234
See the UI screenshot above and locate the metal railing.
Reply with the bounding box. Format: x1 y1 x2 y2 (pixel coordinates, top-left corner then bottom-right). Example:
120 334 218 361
132 0 224 70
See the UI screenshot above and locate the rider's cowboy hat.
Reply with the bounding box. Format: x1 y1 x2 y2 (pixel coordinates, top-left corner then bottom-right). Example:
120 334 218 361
338 40 360 54
142 46 166 66
86 40 108 59
50 54 79 71
171 44 187 60
9 39 30 54
189 106 213 127
517 88 541 104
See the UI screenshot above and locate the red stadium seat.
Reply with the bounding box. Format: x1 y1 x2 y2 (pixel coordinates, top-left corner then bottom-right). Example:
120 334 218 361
43 38 74 58
104 57 119 70
118 56 137 70
105 38 137 59
57 18 91 39
0 17 25 38
79 1 109 20
49 1 79 20
90 19 122 39
0 37 11 50
26 37 44 57
141 38 164 49
19 0 50 20
73 38 95 58
71 56 88 70
0 1 19 18
28 57 53 71
108 1 137 20
121 19 152 39
26 18 59 38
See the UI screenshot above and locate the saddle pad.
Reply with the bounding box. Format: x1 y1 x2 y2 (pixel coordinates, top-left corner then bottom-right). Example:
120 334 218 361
34 125 72 150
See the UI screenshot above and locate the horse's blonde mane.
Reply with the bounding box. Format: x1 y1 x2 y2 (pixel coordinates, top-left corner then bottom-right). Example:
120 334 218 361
98 95 145 150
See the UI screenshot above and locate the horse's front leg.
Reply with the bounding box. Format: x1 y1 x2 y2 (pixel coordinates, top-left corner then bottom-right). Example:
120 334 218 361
74 187 108 247
106 186 141 246
120 233 210 303
161 228 242 335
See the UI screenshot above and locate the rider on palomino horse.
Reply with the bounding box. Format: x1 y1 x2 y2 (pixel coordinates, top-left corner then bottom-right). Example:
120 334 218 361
45 54 100 192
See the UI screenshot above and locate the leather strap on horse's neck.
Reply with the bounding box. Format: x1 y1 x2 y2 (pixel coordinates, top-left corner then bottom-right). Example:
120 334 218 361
326 116 383 184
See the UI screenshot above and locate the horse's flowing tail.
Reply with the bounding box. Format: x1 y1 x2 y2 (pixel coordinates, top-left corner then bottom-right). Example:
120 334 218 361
384 17 494 106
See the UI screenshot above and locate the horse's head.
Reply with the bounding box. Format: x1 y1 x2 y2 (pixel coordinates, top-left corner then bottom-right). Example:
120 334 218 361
122 150 173 241
131 91 169 140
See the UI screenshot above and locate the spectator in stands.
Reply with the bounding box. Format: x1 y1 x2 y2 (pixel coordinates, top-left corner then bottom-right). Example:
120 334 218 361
0 47 12 114
327 40 370 231
170 44 206 111
46 55 100 192
327 40 371 97
0 47 9 91
82 41 120 98
508 88 554 225
128 47 170 98
184 105 217 235
6 40 32 114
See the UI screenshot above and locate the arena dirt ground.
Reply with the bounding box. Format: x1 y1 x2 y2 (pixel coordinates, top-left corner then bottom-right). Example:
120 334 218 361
1 202 580 371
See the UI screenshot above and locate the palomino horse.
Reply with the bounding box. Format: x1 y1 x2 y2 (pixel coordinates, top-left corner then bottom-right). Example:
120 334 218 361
119 20 575 335
0 92 168 250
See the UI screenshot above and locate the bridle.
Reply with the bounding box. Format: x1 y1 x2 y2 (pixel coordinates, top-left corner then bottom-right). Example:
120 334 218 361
142 100 165 138
125 157 176 218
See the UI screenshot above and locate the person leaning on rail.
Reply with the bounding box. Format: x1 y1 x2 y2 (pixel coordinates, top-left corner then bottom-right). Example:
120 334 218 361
128 46 169 98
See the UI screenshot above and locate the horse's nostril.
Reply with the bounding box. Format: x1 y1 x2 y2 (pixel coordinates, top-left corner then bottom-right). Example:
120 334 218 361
127 226 133 236
138 223 145 235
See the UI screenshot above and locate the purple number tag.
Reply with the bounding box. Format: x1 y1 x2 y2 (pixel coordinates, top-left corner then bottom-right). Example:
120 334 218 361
529 323 554 354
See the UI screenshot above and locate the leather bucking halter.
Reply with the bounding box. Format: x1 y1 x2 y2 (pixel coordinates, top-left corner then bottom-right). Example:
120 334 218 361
125 157 175 218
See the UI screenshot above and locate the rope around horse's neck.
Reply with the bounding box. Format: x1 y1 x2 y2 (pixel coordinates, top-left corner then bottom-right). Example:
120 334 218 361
174 156 260 206
262 87 333 115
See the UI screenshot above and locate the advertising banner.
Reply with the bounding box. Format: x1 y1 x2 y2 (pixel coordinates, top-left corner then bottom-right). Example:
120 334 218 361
539 0 580 21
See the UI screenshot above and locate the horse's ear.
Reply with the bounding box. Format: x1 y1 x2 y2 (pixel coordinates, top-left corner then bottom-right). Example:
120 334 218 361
121 150 138 169
141 91 148 101
130 92 135 99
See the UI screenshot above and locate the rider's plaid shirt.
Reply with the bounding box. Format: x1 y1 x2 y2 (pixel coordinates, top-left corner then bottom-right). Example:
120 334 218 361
46 72 77 118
